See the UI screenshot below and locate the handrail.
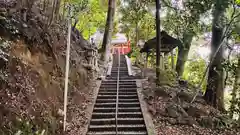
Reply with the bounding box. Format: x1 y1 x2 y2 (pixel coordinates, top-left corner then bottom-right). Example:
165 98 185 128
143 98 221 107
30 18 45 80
115 51 120 135
63 5 71 131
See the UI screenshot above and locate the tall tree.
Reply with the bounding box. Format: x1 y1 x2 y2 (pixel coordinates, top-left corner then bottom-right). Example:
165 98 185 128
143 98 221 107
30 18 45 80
101 0 116 62
175 32 194 76
54 0 61 20
162 0 212 76
75 0 106 39
119 0 149 46
119 0 152 66
204 0 229 111
155 0 161 85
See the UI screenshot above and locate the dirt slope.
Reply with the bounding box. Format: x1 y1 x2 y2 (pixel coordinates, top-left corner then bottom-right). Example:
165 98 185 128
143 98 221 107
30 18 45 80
0 2 99 134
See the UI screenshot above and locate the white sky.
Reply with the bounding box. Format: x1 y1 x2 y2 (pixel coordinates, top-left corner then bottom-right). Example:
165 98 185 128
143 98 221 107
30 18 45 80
90 31 128 45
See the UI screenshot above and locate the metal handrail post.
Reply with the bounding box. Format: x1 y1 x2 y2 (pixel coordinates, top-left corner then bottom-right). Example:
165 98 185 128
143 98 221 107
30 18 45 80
63 5 71 131
115 49 120 134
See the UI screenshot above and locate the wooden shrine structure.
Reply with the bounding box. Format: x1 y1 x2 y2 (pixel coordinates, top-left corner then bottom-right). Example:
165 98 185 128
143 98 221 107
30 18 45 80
110 40 131 55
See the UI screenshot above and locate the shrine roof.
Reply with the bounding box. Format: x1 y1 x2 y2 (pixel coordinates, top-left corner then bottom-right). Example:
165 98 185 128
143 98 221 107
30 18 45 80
111 39 128 45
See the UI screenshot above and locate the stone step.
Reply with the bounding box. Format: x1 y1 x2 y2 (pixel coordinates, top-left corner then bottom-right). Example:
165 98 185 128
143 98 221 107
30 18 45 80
95 99 139 103
118 99 139 102
97 95 116 99
95 102 139 107
90 118 145 125
118 95 138 99
117 124 146 131
93 107 141 113
99 88 136 92
118 107 141 112
92 112 143 119
87 55 147 135
87 131 116 135
102 80 136 83
118 112 143 118
95 99 116 103
97 93 137 96
88 125 116 132
101 82 136 85
100 85 137 89
93 107 116 113
88 124 146 132
97 95 137 99
106 77 136 80
95 103 116 108
118 102 140 108
91 112 115 119
87 131 147 135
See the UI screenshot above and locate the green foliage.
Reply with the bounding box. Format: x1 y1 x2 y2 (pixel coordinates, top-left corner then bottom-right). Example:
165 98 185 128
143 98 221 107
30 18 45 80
162 0 213 41
166 51 177 69
227 58 240 118
237 0 240 4
73 0 106 39
118 0 156 65
13 118 45 135
70 0 89 16
129 44 140 58
149 52 156 67
138 13 156 39
119 0 155 42
159 69 178 86
183 56 207 90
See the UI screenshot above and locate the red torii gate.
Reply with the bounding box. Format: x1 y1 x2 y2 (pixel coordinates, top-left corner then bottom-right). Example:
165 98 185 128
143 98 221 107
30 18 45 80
111 40 131 54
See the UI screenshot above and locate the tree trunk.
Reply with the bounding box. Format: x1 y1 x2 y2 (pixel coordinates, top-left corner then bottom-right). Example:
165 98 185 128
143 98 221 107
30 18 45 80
204 0 226 111
54 0 61 20
155 0 161 85
101 0 116 63
229 57 240 118
43 0 48 14
62 0 66 19
48 0 57 26
176 33 193 77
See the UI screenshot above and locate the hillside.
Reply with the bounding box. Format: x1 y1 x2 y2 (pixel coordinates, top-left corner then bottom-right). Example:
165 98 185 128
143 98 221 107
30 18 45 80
1 0 240 135
0 2 99 134
134 67 240 135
